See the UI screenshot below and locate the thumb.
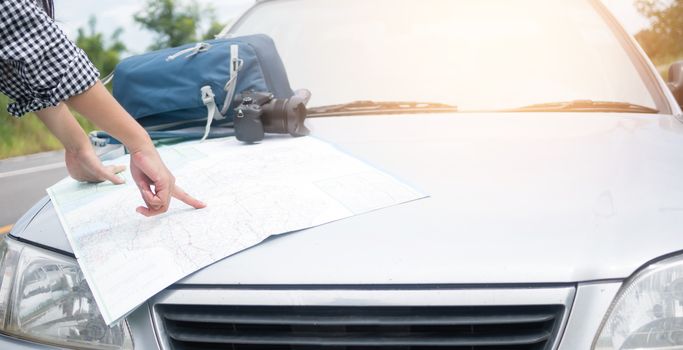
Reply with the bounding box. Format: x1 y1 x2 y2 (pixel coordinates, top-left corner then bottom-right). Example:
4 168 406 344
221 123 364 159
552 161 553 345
103 164 126 185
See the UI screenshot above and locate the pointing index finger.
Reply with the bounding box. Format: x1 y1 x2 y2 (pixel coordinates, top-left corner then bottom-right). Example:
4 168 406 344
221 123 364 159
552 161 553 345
172 185 206 209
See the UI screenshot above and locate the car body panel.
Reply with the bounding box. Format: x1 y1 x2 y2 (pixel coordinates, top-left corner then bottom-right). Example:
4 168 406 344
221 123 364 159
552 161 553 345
13 112 683 285
127 303 161 350
10 197 69 254
557 281 622 350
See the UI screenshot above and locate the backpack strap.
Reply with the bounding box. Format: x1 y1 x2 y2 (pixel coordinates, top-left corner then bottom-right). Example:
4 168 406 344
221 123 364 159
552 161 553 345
200 86 220 142
166 42 212 61
199 44 243 142
221 44 244 115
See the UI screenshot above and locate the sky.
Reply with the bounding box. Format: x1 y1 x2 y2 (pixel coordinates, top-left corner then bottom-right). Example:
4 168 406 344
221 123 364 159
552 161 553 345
55 0 254 55
55 0 651 56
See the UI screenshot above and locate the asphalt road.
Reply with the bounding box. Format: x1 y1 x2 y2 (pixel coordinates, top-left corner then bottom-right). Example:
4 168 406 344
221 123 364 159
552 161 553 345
0 151 67 228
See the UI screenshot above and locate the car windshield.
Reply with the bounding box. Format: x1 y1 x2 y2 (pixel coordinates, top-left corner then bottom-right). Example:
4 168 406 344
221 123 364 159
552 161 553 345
231 0 658 112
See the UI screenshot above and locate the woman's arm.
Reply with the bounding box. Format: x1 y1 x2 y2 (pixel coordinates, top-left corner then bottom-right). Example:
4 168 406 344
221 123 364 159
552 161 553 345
66 82 206 216
1 0 204 216
35 103 126 185
65 82 151 154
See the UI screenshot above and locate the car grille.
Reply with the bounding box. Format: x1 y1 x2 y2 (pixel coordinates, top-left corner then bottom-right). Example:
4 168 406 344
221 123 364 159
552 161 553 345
157 304 565 350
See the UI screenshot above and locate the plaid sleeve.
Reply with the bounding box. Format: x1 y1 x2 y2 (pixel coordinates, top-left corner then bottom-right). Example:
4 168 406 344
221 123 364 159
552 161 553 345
0 0 100 117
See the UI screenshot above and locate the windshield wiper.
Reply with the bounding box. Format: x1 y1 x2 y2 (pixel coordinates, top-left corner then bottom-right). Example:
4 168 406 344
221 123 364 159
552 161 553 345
503 100 659 113
307 100 458 117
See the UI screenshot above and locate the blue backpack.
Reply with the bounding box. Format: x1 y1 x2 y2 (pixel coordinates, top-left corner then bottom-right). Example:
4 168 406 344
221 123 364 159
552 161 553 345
106 34 294 142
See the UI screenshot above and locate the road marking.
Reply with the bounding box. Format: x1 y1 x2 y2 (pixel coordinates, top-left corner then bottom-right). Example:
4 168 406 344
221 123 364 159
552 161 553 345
0 162 64 179
0 225 12 234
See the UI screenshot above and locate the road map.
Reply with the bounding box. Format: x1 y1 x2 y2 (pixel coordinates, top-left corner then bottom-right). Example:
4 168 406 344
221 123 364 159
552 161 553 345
47 136 426 325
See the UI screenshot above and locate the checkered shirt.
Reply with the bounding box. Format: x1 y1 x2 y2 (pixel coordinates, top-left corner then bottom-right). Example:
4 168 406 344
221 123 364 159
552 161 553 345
0 0 99 117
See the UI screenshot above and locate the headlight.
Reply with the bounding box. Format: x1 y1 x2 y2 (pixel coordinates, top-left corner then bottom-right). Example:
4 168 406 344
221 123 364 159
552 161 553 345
0 236 133 349
593 254 683 349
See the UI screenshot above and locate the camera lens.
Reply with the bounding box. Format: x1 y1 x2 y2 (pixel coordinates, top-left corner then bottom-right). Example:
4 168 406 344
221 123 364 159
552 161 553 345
261 89 310 137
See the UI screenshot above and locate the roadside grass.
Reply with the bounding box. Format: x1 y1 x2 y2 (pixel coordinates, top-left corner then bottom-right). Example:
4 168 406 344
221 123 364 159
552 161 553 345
0 93 96 159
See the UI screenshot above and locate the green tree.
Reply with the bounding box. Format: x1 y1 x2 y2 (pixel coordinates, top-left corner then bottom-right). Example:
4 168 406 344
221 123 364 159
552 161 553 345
635 0 683 64
76 16 127 76
134 0 225 50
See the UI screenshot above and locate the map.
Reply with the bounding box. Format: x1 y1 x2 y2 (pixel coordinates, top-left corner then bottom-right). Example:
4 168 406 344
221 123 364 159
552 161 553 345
47 136 426 325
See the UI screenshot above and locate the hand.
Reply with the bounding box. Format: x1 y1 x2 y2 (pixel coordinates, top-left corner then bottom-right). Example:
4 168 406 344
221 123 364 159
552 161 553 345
36 103 126 185
64 82 205 216
129 145 206 217
65 146 126 184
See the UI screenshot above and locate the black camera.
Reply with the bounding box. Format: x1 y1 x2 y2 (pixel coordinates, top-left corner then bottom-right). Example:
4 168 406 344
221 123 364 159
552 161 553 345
233 89 311 143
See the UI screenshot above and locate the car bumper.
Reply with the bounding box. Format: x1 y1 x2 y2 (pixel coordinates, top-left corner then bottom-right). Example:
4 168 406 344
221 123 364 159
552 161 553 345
0 282 622 350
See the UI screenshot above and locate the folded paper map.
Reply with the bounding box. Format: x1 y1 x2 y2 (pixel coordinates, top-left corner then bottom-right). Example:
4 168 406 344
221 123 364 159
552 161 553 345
47 136 426 325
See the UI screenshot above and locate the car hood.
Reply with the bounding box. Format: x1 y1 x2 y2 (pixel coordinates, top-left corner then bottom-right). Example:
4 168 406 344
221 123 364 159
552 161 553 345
13 112 683 285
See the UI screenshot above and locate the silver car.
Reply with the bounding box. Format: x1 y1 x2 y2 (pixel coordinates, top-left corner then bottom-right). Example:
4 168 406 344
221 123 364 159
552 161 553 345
2 0 683 349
